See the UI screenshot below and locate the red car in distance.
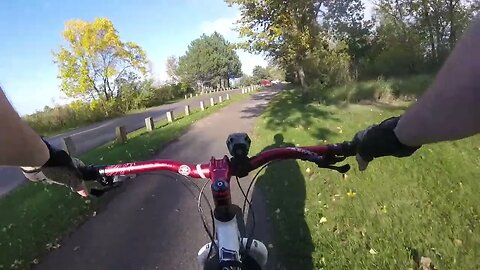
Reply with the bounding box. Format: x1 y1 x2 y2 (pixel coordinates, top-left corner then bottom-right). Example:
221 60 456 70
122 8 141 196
260 79 272 87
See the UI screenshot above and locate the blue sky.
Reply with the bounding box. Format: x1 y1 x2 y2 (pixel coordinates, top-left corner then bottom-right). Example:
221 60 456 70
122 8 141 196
0 0 267 115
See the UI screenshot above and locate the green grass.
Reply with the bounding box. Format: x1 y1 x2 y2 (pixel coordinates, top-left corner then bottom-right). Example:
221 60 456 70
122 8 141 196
311 74 433 105
250 88 480 269
0 93 249 269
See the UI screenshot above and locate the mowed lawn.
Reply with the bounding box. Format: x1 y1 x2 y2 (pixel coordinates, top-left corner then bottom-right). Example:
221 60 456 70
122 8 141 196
250 89 480 269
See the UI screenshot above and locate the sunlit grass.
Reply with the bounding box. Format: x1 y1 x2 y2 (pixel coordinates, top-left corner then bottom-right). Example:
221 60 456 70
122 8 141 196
250 89 480 269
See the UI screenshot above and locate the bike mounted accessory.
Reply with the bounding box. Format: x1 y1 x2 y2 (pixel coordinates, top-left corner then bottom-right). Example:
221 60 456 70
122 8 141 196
227 133 251 158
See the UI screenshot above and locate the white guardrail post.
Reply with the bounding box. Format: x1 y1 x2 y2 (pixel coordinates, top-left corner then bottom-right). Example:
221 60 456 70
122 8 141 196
145 117 154 132
166 111 174 123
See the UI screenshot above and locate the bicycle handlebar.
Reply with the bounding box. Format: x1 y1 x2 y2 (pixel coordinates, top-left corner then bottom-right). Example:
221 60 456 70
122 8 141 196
98 160 211 178
81 141 356 196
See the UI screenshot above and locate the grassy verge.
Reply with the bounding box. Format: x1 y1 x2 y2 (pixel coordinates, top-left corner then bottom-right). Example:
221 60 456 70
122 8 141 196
250 86 480 269
0 93 249 269
310 74 433 104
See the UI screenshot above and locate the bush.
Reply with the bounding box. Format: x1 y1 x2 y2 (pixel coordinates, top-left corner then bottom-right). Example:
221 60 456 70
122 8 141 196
24 81 195 135
303 39 352 87
308 74 433 105
25 101 112 136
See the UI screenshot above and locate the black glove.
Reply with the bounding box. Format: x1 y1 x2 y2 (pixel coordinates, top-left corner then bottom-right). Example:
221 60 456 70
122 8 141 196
21 139 89 197
353 117 420 170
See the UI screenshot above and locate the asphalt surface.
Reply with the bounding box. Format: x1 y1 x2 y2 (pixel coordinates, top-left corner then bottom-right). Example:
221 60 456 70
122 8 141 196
35 88 280 270
0 89 241 197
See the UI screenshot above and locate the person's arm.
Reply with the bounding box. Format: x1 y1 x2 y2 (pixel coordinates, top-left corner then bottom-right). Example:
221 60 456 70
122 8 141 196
0 88 50 166
395 18 480 146
0 87 88 196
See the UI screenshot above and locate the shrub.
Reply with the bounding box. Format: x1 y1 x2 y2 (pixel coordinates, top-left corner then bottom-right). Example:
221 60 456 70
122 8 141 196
24 81 195 135
307 74 433 105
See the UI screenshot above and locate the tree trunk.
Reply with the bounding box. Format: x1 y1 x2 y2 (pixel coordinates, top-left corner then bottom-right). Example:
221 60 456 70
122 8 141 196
102 78 110 101
296 66 306 88
102 88 110 101
421 0 438 63
448 0 458 49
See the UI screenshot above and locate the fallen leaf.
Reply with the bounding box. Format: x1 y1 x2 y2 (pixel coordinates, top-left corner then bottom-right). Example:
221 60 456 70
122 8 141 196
346 190 356 198
453 239 463 247
319 217 327 224
369 248 377 255
419 256 437 270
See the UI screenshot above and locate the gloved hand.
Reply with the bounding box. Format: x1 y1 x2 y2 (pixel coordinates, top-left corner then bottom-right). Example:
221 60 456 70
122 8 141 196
21 139 89 197
353 116 421 170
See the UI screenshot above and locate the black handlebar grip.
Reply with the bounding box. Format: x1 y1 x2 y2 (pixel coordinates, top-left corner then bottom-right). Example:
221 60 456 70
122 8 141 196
77 165 103 181
330 141 357 157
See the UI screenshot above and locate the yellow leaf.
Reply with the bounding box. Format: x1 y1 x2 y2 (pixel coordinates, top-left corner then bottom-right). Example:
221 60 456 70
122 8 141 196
346 190 356 198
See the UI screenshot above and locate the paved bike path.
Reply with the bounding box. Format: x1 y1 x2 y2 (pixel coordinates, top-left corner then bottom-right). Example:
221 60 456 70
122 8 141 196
0 89 240 197
36 89 280 270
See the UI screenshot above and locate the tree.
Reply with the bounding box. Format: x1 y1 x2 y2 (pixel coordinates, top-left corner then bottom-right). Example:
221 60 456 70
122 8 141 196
266 65 286 81
323 0 372 77
53 18 148 114
177 32 242 89
228 0 323 87
252 65 269 81
252 64 285 82
237 74 257 86
165 55 180 83
373 0 478 73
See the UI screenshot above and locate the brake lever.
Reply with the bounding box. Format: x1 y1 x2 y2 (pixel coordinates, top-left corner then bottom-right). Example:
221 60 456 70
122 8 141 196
90 183 122 197
302 154 351 174
323 164 351 173
91 175 135 197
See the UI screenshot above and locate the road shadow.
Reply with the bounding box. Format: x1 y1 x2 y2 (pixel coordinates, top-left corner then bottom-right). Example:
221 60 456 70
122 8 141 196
247 134 314 270
240 93 276 119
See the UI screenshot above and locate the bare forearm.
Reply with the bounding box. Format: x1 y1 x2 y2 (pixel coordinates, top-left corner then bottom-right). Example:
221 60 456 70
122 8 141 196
0 88 49 166
395 18 480 146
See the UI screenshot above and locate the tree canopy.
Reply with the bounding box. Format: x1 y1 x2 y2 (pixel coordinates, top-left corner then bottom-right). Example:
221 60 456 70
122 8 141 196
177 32 242 89
228 0 479 86
228 0 321 87
251 65 285 82
54 18 148 105
165 55 180 83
